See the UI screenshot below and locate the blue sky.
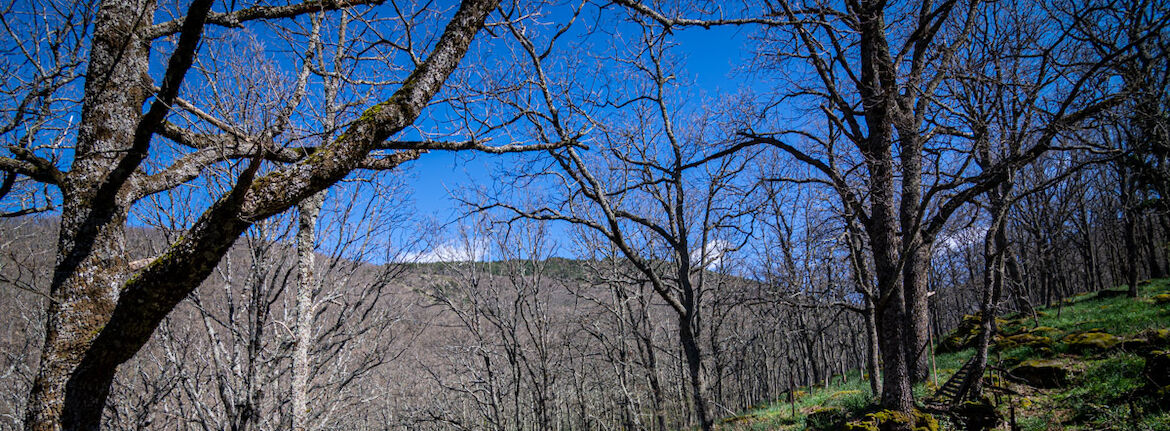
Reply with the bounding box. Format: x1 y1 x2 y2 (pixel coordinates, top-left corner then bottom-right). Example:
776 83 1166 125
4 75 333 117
1 1 765 263
400 22 758 259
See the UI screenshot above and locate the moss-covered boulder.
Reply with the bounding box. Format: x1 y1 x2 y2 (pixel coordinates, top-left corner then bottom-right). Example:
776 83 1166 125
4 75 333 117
719 414 754 425
1154 293 1170 305
1145 350 1170 388
1136 350 1170 408
996 333 1052 350
842 409 938 431
940 313 1014 353
939 314 982 353
1030 326 1061 335
1122 329 1170 354
1010 359 1071 388
998 318 1029 336
806 406 848 430
952 397 1001 431
1063 331 1121 353
1147 329 1170 346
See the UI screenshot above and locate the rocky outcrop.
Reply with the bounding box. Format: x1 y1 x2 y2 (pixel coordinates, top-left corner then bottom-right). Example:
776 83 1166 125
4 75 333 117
842 409 938 431
1010 359 1071 388
1063 332 1121 354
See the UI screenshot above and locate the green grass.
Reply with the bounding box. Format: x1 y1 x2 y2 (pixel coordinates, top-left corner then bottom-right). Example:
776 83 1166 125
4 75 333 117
1059 353 1145 424
713 278 1170 430
1018 279 1170 336
716 372 875 430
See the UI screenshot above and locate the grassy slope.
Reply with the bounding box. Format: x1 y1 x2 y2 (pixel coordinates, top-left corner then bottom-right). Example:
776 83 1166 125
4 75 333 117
716 278 1170 430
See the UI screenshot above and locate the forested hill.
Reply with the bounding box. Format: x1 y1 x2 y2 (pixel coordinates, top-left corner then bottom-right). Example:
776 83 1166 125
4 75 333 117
403 257 594 283
8 216 1161 430
0 217 954 429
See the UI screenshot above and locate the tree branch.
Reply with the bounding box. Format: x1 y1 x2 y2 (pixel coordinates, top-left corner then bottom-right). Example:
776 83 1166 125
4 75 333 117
142 0 385 39
0 151 63 185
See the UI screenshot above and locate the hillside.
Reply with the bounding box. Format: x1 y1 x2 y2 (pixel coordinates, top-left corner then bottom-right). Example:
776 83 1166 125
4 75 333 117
716 279 1170 431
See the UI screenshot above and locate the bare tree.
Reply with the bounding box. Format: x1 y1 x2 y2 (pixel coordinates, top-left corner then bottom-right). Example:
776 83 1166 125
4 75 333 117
0 0 621 426
614 1 1147 420
474 10 762 426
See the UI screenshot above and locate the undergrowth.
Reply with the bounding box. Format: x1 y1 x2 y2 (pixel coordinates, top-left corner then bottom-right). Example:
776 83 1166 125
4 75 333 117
713 278 1170 430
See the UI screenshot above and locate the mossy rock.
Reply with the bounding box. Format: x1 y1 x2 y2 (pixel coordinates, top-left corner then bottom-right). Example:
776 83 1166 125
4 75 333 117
1147 329 1170 346
1145 350 1170 388
997 318 1026 336
1063 331 1121 353
807 406 848 430
939 333 973 353
1030 326 1061 334
997 333 1052 350
1123 329 1170 354
720 414 755 424
953 397 1001 431
843 409 938 431
939 315 981 353
1010 359 1071 388
940 313 1011 353
1154 293 1170 305
1152 385 1170 409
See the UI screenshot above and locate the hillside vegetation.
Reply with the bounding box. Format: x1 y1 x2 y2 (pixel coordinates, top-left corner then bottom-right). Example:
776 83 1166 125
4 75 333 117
716 279 1170 431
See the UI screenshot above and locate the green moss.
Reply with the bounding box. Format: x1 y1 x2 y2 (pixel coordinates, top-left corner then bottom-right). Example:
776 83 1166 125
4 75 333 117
1154 293 1170 305
843 409 937 431
358 101 388 123
806 406 847 430
1030 326 1061 334
999 333 1053 350
1064 331 1122 353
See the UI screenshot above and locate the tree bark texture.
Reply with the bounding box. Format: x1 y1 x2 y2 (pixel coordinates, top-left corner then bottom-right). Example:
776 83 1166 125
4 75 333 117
292 192 324 431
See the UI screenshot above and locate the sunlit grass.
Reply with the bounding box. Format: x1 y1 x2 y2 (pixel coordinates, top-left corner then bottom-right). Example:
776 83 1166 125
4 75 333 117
713 278 1170 430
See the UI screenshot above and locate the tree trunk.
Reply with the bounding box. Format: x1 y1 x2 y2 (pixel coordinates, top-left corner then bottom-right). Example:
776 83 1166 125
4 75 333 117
641 334 667 431
864 299 883 397
867 163 915 414
855 0 915 420
292 192 324 431
24 0 156 428
1144 215 1165 278
973 187 1010 397
23 0 499 428
902 245 932 383
1126 212 1140 297
679 320 712 431
1122 167 1141 298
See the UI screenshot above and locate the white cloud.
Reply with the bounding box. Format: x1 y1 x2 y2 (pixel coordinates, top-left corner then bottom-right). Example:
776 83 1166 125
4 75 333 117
401 239 490 263
691 239 733 269
937 226 988 253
